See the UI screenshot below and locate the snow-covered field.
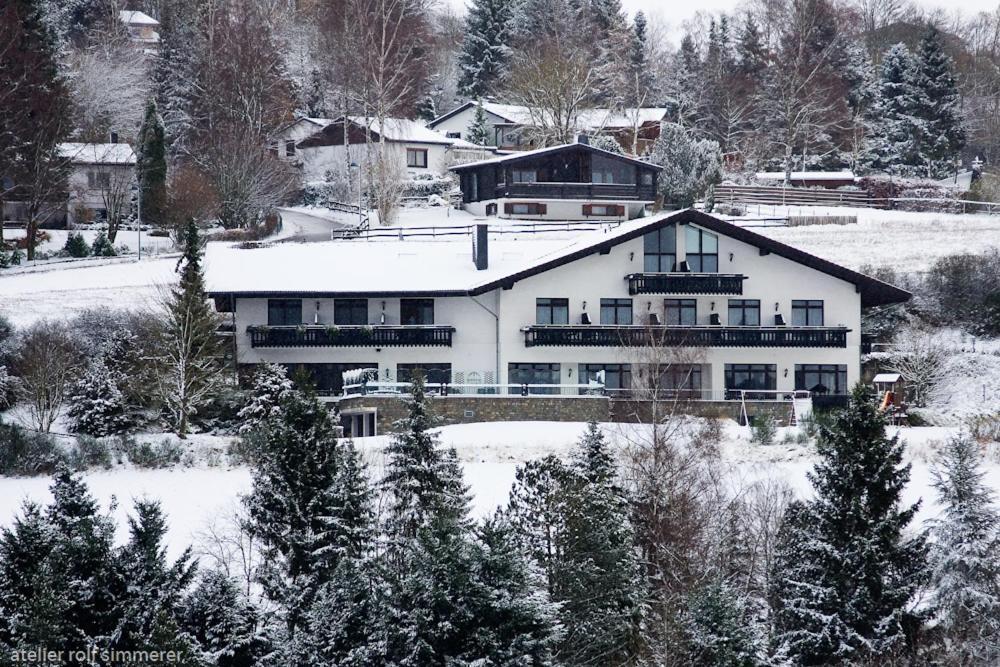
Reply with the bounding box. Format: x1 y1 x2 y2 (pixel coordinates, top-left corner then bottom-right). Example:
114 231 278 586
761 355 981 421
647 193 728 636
0 421 995 558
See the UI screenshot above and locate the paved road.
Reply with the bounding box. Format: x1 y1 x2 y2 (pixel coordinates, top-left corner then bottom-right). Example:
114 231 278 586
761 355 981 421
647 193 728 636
277 207 354 242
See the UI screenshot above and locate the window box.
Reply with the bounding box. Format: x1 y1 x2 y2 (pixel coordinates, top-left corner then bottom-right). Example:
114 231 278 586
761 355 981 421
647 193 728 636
504 202 547 215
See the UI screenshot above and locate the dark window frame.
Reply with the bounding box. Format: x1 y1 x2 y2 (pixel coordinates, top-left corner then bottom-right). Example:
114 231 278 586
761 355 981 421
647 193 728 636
724 363 777 395
334 298 368 326
400 298 434 325
728 299 761 326
791 300 824 326
508 362 561 394
686 226 719 272
600 298 633 325
285 139 296 157
795 364 848 395
579 363 631 393
536 298 569 325
643 227 676 272
267 298 302 326
664 298 697 326
397 363 452 385
406 147 428 168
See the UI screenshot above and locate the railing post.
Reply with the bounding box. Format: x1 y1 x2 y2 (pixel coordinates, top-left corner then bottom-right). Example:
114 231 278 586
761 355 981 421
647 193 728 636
521 383 529 397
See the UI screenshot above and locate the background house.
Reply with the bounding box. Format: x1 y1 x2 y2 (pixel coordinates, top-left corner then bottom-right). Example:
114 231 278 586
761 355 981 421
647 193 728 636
295 116 494 182
119 10 160 50
59 142 137 226
272 117 334 163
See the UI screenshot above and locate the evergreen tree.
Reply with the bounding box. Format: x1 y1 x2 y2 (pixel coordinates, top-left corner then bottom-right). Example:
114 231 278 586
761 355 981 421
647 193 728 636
66 359 132 436
683 580 766 667
154 0 205 156
182 570 269 667
630 11 652 86
91 231 116 257
467 102 492 146
458 0 515 98
648 123 723 208
157 219 222 438
866 43 925 174
137 99 168 227
111 500 198 657
770 385 926 664
914 25 965 178
672 34 704 130
736 14 766 80
236 362 294 436
63 232 90 258
242 387 353 638
506 454 570 590
926 434 1000 662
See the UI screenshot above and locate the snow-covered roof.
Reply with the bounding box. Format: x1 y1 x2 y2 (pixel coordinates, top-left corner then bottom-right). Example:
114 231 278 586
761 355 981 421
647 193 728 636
58 143 137 165
205 210 911 307
348 116 454 145
577 108 669 129
873 373 902 383
449 141 661 172
479 102 535 125
119 10 159 26
756 171 856 181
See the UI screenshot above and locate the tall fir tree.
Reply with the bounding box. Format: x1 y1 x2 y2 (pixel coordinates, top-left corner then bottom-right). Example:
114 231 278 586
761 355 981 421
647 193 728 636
154 0 205 156
865 43 925 174
457 0 515 98
467 102 492 146
682 579 766 667
770 385 926 664
913 25 965 178
182 569 270 667
137 99 168 227
157 219 223 438
926 434 1000 662
242 386 358 639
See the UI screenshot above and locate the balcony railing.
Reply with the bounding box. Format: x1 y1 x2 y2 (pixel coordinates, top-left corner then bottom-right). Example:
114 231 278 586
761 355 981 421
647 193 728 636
248 325 455 348
496 182 647 200
626 273 746 295
522 325 849 348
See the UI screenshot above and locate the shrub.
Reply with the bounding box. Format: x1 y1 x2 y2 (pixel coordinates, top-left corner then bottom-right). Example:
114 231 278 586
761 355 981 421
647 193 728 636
0 420 65 476
750 413 777 446
967 414 1000 444
69 435 113 470
118 436 184 468
63 232 90 258
90 232 116 257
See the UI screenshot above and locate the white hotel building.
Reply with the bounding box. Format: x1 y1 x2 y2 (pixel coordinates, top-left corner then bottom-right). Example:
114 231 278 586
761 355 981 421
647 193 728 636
206 209 909 419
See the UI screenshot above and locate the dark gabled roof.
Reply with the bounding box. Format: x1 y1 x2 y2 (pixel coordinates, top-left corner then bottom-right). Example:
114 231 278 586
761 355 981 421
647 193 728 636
427 101 478 128
449 142 663 172
464 209 910 307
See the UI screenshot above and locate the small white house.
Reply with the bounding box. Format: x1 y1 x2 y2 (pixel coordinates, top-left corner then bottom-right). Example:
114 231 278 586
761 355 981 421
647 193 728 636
59 143 137 226
295 116 495 182
119 10 160 47
272 117 334 162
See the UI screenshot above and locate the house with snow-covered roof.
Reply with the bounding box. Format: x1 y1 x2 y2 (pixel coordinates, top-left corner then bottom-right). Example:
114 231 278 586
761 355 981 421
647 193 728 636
428 101 671 154
59 142 137 225
294 116 497 182
206 209 909 436
450 139 661 221
119 10 159 49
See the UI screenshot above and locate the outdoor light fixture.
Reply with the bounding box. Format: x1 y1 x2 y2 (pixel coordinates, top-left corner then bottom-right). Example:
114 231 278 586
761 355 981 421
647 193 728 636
582 300 587 310
729 252 734 261
784 369 789 377
775 302 780 311
629 251 634 261
710 301 716 311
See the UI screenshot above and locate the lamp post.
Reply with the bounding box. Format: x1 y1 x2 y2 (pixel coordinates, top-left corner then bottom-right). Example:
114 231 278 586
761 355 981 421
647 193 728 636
131 178 142 260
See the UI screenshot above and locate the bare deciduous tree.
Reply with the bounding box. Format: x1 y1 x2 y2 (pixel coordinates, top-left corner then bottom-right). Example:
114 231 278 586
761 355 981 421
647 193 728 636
886 327 951 407
11 320 81 432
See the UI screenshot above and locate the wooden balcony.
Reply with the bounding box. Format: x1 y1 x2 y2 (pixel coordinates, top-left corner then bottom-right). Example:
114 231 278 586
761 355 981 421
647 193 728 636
496 182 654 201
248 325 455 348
522 325 849 348
626 273 746 295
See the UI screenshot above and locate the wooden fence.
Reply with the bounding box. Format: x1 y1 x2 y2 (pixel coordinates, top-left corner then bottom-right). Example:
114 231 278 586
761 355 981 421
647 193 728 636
715 184 879 209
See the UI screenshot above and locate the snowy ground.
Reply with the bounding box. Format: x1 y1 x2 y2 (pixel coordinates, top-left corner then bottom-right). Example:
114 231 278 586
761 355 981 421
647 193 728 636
5 227 176 256
0 421 996 559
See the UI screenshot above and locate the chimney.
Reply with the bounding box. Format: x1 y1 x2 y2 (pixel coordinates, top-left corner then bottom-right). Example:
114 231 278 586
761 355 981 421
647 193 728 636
472 223 488 270
576 134 589 145
109 131 119 144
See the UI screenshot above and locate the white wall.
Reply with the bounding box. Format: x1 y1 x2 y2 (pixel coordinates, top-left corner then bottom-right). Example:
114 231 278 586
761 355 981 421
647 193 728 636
231 221 863 396
431 108 510 143
66 163 136 225
298 142 452 183
464 198 649 221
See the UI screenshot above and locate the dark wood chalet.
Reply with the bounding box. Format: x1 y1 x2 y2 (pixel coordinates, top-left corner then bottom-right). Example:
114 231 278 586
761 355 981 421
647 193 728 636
450 141 661 220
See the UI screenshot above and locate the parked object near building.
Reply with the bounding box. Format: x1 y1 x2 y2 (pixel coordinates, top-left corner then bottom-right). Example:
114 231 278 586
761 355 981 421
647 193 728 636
207 209 909 434
451 140 661 221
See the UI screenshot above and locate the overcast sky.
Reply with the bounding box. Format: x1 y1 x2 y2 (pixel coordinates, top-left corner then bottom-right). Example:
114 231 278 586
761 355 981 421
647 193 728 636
444 0 1000 45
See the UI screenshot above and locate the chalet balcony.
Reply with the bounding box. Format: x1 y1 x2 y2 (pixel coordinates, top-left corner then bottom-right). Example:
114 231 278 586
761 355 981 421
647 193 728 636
522 325 849 348
248 325 455 348
496 182 651 201
626 273 746 295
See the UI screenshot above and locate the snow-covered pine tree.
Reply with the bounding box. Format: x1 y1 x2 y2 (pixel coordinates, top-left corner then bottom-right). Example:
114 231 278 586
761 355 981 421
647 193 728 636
111 500 197 655
648 123 723 208
137 99 168 227
65 359 132 437
866 43 925 175
672 34 704 131
736 14 766 81
242 387 350 639
589 134 626 155
770 384 926 664
843 43 879 172
555 421 646 664
457 0 515 98
156 219 223 438
506 454 570 589
154 0 204 156
926 434 1000 662
630 11 654 94
467 102 492 147
182 569 270 667
682 579 767 667
237 362 294 435
914 25 965 178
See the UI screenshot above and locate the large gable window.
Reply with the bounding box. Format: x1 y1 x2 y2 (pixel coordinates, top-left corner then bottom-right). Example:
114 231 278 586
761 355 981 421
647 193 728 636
685 226 718 272
643 227 675 272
